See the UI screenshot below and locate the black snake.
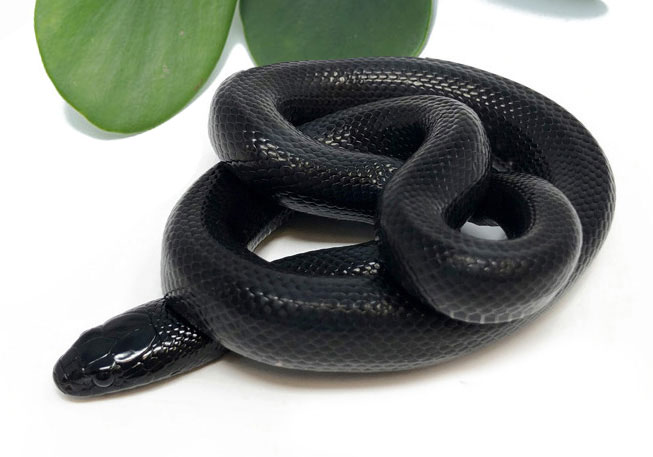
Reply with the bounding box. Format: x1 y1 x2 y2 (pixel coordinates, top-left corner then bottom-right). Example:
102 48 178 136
53 58 615 397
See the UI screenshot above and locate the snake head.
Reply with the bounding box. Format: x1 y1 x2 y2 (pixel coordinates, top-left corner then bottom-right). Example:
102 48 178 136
53 311 156 397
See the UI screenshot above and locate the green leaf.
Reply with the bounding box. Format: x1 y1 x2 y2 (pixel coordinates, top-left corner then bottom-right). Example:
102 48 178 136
35 0 237 133
240 0 433 66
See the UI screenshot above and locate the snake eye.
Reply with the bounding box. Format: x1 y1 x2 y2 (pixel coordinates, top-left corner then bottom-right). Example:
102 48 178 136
91 370 114 388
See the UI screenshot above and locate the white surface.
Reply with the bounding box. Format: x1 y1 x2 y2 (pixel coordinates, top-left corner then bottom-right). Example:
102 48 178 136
0 1 650 456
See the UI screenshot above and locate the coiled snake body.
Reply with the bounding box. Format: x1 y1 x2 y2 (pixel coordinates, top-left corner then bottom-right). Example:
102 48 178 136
53 58 615 397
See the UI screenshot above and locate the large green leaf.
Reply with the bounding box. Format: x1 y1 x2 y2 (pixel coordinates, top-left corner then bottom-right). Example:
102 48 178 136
35 0 236 133
240 0 433 66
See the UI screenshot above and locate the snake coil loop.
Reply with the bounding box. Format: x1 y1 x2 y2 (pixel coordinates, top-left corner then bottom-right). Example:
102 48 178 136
54 58 615 396
163 57 614 370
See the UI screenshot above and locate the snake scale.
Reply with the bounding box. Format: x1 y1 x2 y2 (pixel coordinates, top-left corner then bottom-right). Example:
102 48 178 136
53 58 615 397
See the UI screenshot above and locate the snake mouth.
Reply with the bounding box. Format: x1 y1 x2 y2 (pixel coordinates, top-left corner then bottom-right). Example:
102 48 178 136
52 359 71 394
53 348 94 396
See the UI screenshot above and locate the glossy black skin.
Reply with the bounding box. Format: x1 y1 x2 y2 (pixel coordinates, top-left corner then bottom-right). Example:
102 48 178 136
54 58 615 397
53 299 224 396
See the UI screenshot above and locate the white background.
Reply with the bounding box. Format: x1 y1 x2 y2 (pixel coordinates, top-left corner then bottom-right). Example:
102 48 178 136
1 1 651 456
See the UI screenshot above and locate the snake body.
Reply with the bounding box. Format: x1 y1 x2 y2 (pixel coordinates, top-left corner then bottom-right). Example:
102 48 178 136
53 58 615 396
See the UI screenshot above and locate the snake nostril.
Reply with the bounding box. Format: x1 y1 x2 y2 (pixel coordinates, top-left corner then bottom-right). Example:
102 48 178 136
52 360 69 393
